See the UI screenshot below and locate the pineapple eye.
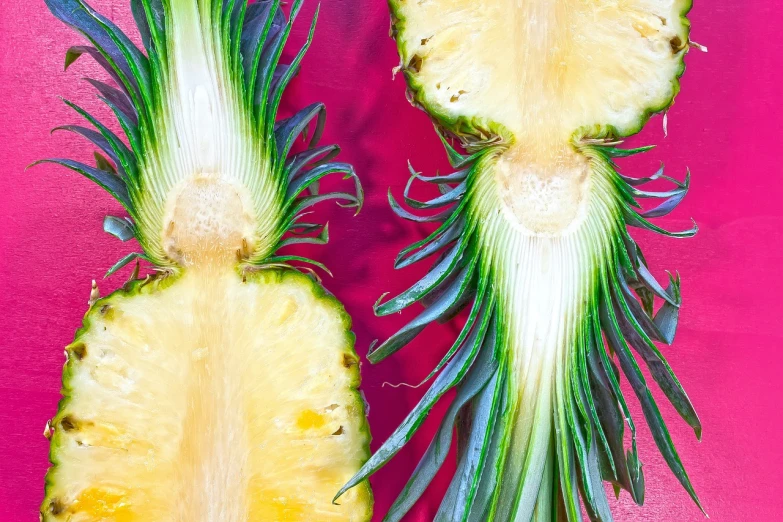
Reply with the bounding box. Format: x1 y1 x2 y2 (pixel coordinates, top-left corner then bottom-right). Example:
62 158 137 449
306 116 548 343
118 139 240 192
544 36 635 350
47 498 65 516
69 343 87 361
59 416 77 432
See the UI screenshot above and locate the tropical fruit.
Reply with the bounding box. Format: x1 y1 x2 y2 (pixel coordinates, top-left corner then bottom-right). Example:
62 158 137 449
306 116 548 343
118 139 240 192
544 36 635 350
38 0 372 520
339 1 704 521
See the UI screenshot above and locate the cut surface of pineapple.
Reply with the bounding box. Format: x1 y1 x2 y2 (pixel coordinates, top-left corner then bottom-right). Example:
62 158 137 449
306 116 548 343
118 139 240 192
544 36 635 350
394 0 690 141
44 270 371 521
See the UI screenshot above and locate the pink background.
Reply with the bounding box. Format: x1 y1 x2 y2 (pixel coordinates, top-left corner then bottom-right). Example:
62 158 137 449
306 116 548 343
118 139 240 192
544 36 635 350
1 0 781 520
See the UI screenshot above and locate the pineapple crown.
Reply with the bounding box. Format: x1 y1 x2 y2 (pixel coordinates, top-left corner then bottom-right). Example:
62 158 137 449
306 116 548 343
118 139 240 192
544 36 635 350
35 0 362 276
337 130 703 519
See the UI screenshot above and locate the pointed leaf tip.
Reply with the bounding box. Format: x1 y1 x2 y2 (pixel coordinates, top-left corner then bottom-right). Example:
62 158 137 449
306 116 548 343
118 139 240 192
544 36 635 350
25 160 43 172
105 252 147 278
373 292 391 314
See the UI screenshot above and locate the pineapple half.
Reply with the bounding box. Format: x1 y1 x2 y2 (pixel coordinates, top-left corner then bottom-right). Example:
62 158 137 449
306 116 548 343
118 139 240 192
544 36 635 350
37 0 372 520
338 1 704 521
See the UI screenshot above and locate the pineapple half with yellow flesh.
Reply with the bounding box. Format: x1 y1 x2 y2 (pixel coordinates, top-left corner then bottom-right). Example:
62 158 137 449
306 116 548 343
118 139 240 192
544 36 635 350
339 1 704 521
38 0 372 520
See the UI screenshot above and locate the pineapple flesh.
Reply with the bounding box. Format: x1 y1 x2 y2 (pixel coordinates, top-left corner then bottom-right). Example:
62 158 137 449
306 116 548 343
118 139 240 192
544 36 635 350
45 271 370 521
396 0 688 140
39 0 372 520
339 1 703 521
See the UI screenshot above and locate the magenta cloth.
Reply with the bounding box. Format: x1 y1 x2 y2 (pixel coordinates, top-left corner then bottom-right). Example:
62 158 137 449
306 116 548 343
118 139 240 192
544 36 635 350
0 1 781 521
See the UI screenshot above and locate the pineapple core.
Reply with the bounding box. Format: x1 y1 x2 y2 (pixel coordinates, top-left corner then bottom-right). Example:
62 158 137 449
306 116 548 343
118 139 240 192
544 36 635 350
495 144 591 235
162 176 258 265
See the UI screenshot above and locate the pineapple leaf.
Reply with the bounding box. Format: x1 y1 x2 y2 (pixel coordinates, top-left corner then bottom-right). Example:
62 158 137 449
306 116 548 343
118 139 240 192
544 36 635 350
105 251 148 277
93 152 117 174
368 256 479 363
241 0 278 107
47 0 144 104
285 162 357 203
65 45 128 99
51 125 124 178
103 215 135 242
275 103 327 161
609 276 701 438
634 262 679 305
654 275 682 344
83 78 137 124
266 5 318 138
620 164 665 186
255 1 298 125
403 177 466 210
374 236 467 316
285 145 341 180
260 255 332 277
624 210 698 238
599 286 704 513
60 98 138 182
130 0 152 51
384 333 500 522
277 223 329 248
30 159 131 211
438 369 503 522
603 145 656 158
388 190 454 223
285 192 362 221
336 298 495 502
394 212 466 269
586 335 642 502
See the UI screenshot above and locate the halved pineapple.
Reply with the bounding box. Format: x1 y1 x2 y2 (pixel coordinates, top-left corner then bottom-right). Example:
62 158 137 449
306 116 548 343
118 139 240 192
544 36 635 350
340 1 703 521
394 0 689 140
45 270 370 521
38 0 372 520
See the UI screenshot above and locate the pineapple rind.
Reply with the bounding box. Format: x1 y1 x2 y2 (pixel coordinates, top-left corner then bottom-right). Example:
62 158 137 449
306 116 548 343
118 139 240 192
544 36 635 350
388 0 693 146
42 269 372 521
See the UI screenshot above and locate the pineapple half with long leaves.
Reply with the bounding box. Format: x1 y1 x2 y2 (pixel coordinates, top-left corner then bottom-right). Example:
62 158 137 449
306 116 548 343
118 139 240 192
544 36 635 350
37 0 372 520
338 1 704 521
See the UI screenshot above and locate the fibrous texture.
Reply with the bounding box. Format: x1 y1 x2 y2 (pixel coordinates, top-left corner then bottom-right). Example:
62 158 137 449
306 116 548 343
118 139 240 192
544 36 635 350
338 1 703 521
38 0 372 520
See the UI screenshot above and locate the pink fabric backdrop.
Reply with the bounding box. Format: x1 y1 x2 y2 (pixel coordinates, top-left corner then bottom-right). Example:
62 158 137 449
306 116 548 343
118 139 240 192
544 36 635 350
1 1 781 520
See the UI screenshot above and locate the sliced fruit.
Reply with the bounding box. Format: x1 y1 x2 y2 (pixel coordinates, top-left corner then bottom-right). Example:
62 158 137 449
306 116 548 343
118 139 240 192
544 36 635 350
393 0 690 141
338 1 703 521
44 271 370 521
38 0 371 519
